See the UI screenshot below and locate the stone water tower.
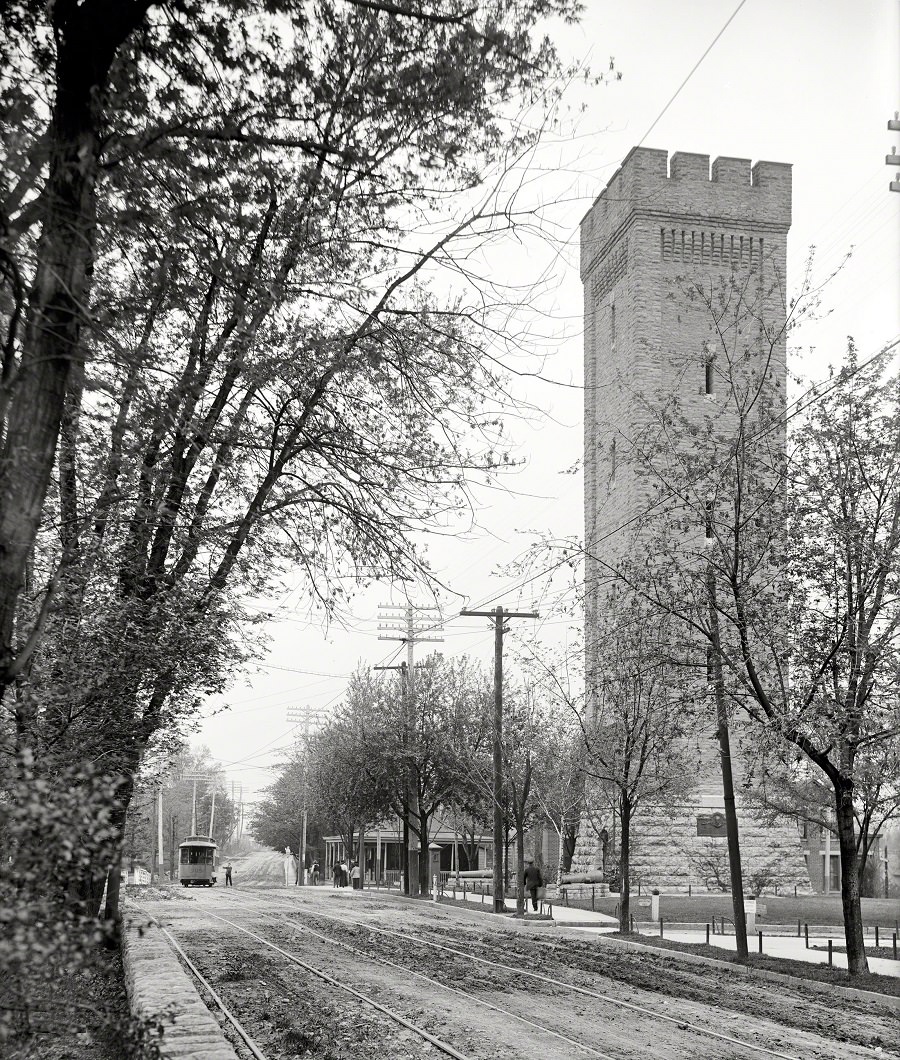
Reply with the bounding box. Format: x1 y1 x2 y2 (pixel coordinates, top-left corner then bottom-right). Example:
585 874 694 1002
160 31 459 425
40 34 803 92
576 147 810 892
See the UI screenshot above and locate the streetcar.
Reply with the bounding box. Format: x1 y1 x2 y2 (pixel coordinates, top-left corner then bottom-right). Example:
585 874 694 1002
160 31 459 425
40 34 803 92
178 835 218 887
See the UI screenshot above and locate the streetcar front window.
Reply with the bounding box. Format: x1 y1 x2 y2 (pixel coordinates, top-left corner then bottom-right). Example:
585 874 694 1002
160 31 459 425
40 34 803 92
180 848 214 865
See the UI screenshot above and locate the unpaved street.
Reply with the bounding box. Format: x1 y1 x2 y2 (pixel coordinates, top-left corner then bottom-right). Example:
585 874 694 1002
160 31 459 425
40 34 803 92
131 886 899 1060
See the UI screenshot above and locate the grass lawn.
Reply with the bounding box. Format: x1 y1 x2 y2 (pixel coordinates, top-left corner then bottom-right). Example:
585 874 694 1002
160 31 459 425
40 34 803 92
612 931 900 998
561 891 900 929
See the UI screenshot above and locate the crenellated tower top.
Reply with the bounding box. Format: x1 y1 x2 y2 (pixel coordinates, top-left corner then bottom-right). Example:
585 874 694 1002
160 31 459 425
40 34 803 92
580 147 792 280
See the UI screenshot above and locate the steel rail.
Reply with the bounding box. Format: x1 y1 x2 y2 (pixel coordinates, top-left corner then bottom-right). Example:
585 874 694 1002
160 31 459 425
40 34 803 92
160 925 270 1060
283 901 802 1060
199 909 473 1060
228 895 623 1060
129 904 269 1060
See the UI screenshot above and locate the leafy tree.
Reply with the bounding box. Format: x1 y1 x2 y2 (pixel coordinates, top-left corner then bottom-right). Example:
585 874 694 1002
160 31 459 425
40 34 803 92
515 627 586 876
0 750 158 1050
125 744 239 877
253 746 326 866
748 738 900 897
1 0 586 938
397 653 492 892
297 654 492 892
611 334 900 977
578 593 694 930
502 689 553 913
306 672 399 863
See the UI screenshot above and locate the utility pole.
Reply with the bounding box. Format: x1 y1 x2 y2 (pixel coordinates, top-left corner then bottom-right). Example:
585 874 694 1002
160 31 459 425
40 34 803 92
374 661 408 890
230 780 235 851
170 815 178 883
157 788 164 884
461 605 538 913
378 603 443 895
287 705 329 884
181 773 210 837
209 788 216 841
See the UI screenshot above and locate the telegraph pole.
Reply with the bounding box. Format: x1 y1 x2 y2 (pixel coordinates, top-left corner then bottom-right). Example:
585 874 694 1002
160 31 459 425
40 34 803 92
157 788 164 883
170 815 178 883
287 704 329 883
181 772 209 838
378 603 443 894
374 661 408 890
461 605 538 913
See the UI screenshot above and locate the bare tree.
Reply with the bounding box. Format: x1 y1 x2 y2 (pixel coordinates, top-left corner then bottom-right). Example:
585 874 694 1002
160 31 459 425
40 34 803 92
580 592 694 932
608 328 900 977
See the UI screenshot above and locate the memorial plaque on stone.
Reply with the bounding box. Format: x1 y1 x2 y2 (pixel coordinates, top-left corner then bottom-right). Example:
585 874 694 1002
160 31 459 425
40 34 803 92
696 812 727 837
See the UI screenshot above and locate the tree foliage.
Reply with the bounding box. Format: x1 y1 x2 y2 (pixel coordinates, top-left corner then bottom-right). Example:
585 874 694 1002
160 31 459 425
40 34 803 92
0 750 158 1049
619 324 900 976
0 0 586 971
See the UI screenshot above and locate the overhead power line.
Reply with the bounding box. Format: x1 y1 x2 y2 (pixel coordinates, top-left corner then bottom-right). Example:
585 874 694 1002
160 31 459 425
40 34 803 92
637 0 750 148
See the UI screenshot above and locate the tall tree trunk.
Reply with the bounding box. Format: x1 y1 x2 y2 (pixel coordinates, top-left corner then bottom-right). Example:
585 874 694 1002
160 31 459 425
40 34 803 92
708 568 749 960
102 866 123 947
835 781 869 975
515 816 526 915
619 796 631 932
417 809 430 895
0 1 150 688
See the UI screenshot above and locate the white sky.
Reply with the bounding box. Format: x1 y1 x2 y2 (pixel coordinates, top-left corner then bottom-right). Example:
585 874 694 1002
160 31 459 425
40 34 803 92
193 0 900 809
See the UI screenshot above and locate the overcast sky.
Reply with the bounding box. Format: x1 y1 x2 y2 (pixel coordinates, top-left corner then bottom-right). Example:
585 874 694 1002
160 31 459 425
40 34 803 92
192 0 900 811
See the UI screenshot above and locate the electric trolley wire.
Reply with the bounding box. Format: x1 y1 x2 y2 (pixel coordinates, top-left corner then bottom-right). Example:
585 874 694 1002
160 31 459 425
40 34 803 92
636 0 750 148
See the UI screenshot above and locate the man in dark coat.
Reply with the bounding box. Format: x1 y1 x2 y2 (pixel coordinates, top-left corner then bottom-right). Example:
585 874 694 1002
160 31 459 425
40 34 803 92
523 857 543 911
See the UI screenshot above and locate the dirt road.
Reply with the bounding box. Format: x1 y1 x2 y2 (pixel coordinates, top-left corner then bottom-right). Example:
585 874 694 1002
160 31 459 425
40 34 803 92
132 885 898 1060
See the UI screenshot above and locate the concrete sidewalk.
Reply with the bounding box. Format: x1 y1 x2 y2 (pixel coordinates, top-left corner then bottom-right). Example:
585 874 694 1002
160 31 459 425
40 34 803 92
378 886 899 977
444 885 618 926
646 927 900 977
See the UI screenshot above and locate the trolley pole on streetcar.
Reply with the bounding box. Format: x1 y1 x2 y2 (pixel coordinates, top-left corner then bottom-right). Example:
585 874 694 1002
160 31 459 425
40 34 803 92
461 606 538 913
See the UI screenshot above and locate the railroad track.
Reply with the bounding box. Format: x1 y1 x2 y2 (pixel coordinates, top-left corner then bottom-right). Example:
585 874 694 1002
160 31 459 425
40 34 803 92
134 898 472 1060
204 898 623 1055
200 889 806 1060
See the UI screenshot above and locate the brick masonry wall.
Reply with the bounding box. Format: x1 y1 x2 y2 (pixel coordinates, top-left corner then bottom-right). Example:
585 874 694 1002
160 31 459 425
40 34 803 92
580 147 808 892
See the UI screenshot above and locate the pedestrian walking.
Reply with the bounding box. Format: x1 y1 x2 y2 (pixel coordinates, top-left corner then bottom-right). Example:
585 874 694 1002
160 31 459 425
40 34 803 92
340 860 349 887
311 860 320 885
523 857 543 911
224 862 233 887
332 861 340 888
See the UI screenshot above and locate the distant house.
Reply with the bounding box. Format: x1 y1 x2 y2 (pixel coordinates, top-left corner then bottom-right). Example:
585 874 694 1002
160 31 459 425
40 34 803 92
323 814 560 884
